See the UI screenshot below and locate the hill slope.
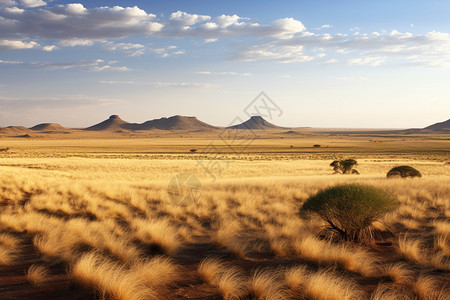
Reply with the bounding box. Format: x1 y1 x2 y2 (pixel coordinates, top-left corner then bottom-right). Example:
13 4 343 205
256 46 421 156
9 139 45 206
227 116 285 130
30 123 68 131
0 126 32 134
85 115 129 131
425 118 450 130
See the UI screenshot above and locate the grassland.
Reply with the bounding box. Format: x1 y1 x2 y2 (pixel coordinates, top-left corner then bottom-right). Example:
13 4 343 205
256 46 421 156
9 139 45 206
0 133 449 299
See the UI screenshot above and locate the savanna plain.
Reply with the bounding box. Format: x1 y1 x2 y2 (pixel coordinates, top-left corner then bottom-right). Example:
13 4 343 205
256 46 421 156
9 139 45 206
0 132 449 299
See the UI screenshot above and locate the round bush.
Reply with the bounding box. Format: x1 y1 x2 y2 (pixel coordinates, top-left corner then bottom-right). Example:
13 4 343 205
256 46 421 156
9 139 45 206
386 166 422 178
299 184 399 241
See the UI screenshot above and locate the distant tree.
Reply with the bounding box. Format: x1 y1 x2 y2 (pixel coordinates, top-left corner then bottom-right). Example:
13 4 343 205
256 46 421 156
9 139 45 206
0 147 9 152
190 149 197 153
330 159 358 174
299 184 399 242
387 166 421 178
313 144 321 148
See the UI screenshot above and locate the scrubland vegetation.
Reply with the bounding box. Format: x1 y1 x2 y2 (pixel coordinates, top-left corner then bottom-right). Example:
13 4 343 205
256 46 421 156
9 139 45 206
0 136 449 299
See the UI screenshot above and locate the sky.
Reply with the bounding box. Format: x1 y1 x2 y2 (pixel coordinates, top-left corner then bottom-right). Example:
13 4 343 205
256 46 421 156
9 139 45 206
1 0 450 128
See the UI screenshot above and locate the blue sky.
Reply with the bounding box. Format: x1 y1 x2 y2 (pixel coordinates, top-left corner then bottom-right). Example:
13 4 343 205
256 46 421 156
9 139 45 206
1 0 450 128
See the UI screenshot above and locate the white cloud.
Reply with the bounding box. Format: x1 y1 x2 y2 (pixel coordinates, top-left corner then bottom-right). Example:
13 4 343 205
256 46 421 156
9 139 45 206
0 39 38 50
58 39 94 47
42 44 55 51
169 11 210 26
0 0 17 8
348 56 386 66
0 4 163 41
0 59 23 64
148 45 184 58
19 0 46 8
194 71 252 76
0 5 306 44
0 58 130 71
104 42 145 56
1 3 450 67
230 29 450 66
324 58 338 64
336 76 369 80
232 42 315 63
90 65 130 72
215 14 240 27
99 80 215 88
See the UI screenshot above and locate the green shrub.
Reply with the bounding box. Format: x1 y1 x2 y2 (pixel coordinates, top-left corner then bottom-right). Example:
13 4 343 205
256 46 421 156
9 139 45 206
386 166 422 178
299 184 399 242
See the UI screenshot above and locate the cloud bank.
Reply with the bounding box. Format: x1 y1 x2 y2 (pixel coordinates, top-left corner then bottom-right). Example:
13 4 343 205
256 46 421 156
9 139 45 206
1 2 450 67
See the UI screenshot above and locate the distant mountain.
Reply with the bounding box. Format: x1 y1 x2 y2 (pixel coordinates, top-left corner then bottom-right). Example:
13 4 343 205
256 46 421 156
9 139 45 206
227 116 285 130
425 118 450 130
85 115 217 131
30 123 68 131
85 115 129 131
127 115 217 131
279 130 303 135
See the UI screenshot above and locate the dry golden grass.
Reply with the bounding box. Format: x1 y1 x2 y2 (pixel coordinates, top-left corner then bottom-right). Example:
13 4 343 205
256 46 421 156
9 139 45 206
198 257 248 299
370 284 412 300
132 218 182 255
434 234 450 255
396 235 423 263
0 136 449 299
0 244 15 265
412 274 450 299
382 262 414 284
248 268 288 300
303 269 365 300
27 264 50 287
284 266 365 299
0 233 21 248
293 235 379 276
71 252 158 300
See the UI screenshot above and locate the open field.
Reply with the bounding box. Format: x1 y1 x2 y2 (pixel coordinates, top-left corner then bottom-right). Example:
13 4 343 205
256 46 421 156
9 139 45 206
0 134 449 299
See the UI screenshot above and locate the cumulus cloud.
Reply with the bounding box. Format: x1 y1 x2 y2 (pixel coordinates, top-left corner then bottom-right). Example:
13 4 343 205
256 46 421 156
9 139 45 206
169 11 210 26
1 3 450 67
0 4 163 41
0 3 305 43
0 39 38 50
19 0 46 8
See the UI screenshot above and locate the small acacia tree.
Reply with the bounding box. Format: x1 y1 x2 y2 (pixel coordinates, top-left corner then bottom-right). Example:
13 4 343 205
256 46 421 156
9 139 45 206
299 184 399 242
330 159 359 174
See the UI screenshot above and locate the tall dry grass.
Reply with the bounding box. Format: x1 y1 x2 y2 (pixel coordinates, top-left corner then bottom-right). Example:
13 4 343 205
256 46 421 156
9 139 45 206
0 150 448 299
